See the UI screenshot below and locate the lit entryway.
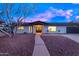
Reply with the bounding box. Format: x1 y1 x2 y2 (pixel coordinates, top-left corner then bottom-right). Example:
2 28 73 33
34 25 43 35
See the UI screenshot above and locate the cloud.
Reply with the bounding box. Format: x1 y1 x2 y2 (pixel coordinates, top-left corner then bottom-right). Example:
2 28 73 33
75 16 79 19
23 7 74 23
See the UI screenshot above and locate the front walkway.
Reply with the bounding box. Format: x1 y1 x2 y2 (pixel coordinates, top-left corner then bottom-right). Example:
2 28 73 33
32 35 50 56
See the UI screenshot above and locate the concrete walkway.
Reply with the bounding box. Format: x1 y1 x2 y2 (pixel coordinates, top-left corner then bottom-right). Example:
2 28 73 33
32 35 50 56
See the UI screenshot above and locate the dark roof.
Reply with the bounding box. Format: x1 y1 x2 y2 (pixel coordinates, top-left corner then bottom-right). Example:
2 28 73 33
29 21 49 25
13 21 79 26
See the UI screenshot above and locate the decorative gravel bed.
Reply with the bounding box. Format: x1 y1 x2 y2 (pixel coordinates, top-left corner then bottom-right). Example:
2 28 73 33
41 36 79 56
0 34 35 56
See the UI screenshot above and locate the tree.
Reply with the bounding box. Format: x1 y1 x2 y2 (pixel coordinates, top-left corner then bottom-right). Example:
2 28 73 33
15 3 36 33
0 3 14 38
0 3 36 37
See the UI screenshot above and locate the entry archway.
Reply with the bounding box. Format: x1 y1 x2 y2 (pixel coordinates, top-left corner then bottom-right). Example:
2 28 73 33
34 25 43 35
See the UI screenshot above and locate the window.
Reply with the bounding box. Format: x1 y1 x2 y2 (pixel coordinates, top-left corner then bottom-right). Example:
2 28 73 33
29 26 32 32
48 26 56 32
18 26 24 30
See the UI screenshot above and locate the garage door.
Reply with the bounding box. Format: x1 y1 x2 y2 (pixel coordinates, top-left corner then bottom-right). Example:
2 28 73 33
67 27 79 33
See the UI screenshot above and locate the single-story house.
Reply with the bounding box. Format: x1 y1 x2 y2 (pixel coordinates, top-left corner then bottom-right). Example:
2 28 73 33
13 21 79 34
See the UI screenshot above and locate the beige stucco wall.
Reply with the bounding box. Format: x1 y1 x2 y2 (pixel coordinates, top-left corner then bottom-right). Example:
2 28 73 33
43 26 67 33
14 26 32 34
14 25 67 34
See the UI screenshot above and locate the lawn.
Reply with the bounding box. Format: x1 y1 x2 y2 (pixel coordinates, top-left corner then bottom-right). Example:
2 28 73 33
41 35 79 56
0 34 35 56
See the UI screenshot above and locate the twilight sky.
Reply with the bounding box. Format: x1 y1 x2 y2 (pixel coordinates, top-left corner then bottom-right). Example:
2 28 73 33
0 3 79 23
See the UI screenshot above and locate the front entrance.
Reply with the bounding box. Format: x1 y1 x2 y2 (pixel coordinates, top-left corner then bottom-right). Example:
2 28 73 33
34 25 43 34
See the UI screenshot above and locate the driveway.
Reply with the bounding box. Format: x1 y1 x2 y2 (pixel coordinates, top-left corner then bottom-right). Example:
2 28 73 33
43 34 79 43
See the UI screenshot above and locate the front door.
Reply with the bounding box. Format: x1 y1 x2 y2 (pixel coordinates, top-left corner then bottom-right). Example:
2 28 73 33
34 25 43 34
